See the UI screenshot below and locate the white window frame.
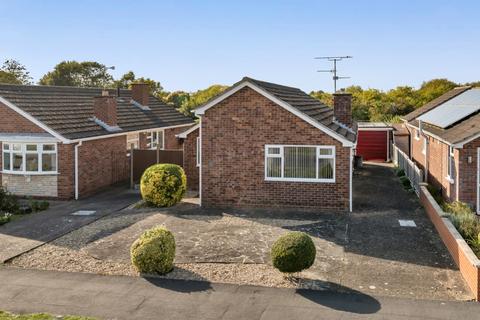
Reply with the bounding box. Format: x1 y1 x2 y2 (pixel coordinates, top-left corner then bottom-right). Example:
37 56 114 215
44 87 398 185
264 144 335 183
127 133 139 149
196 136 201 167
446 145 455 183
422 137 427 155
2 142 58 175
147 129 165 150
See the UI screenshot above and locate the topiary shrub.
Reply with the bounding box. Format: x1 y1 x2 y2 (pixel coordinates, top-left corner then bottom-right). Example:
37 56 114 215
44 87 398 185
271 231 316 273
131 226 176 275
140 163 186 207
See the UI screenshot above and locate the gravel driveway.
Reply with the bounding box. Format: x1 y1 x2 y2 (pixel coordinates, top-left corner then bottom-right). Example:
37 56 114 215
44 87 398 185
8 164 474 301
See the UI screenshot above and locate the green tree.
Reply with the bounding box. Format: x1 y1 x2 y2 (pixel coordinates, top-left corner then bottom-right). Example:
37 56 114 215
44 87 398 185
178 84 228 117
0 59 32 84
164 91 191 108
309 90 332 106
39 61 114 87
417 78 457 105
385 86 420 116
114 71 164 96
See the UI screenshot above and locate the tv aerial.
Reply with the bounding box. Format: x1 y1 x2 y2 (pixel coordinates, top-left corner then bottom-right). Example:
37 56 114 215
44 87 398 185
314 56 352 92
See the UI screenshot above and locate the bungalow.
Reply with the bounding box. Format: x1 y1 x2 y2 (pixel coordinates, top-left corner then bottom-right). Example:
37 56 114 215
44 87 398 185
401 86 480 212
178 77 357 211
0 83 194 199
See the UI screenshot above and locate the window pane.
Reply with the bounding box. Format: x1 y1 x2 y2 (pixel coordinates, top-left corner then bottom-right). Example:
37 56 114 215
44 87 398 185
26 144 37 151
319 148 333 156
284 147 316 178
267 147 280 155
26 153 39 171
267 157 282 178
158 131 164 149
3 144 9 151
318 158 334 179
12 144 21 151
3 152 10 170
42 154 57 172
43 144 55 151
13 153 23 171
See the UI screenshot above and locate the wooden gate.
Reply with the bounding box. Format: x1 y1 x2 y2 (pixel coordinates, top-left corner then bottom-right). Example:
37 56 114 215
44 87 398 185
131 149 183 184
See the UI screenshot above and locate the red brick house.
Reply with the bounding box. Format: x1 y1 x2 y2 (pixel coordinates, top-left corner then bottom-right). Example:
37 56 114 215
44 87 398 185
0 83 194 199
180 77 357 211
402 86 480 212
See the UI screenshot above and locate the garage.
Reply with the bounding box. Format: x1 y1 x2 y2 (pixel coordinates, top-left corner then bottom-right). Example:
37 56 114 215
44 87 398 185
356 122 393 162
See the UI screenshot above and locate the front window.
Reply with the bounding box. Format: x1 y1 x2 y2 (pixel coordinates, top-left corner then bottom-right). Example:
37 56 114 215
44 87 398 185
265 145 335 182
3 143 57 174
447 146 454 181
147 130 164 150
422 137 427 155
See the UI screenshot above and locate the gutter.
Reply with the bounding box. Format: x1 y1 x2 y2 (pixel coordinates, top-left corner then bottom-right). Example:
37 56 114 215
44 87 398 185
74 141 83 200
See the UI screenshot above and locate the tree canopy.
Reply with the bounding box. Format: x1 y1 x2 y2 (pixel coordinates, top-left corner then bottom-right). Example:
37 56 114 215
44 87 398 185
0 59 32 85
174 85 229 117
114 71 164 96
39 61 114 87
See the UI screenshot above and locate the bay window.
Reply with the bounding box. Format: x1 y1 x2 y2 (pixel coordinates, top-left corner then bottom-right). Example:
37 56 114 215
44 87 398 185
147 130 164 150
265 145 335 182
2 143 57 174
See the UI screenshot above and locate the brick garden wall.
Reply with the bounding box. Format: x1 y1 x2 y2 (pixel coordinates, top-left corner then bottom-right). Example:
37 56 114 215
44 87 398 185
201 86 351 211
183 128 199 191
419 185 480 300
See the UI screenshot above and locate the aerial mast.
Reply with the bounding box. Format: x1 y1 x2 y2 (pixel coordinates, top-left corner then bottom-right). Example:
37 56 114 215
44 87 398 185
314 56 352 92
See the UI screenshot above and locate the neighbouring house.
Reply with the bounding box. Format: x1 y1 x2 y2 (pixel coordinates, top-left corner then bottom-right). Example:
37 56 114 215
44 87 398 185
178 77 357 211
392 123 410 157
0 83 194 199
356 122 393 162
401 86 480 212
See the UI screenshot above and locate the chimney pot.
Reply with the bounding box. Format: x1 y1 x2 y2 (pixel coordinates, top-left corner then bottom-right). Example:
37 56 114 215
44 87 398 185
333 91 352 127
94 94 117 127
131 83 149 106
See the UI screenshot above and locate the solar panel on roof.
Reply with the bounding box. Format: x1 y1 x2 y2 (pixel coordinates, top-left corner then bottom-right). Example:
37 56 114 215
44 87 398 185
417 89 480 128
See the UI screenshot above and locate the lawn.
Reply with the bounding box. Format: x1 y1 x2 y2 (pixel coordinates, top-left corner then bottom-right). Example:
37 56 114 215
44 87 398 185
0 311 97 320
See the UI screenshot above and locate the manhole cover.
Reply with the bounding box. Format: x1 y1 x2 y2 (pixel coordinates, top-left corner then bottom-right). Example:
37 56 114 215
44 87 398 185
398 219 416 227
71 210 97 216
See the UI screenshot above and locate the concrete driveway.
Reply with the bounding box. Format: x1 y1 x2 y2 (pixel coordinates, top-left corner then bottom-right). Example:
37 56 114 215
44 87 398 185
0 185 140 262
7 164 474 301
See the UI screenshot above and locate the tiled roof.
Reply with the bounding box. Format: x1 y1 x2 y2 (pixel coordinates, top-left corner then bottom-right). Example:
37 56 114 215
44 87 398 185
404 87 480 145
243 77 356 142
0 84 194 140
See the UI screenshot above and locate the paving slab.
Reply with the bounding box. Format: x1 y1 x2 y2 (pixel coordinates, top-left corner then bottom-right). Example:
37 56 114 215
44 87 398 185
0 267 479 320
0 186 139 262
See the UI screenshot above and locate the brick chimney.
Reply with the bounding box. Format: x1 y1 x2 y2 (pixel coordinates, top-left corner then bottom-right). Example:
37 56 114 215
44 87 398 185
131 83 149 106
333 91 352 127
93 90 117 127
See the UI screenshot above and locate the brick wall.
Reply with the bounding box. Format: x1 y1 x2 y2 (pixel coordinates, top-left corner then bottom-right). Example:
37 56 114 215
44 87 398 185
57 143 75 199
77 136 129 198
420 185 480 300
201 86 351 211
0 102 46 133
411 130 458 203
164 126 191 150
458 138 480 209
183 128 199 191
2 174 58 197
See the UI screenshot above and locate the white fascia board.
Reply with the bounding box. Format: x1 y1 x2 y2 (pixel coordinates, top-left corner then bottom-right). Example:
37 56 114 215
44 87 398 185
357 127 393 131
0 134 59 143
0 96 69 143
68 123 194 143
176 123 200 139
196 81 354 147
404 122 455 148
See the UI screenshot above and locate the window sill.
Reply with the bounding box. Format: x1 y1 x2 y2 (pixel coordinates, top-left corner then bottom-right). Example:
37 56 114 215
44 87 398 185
1 171 59 176
445 176 454 184
265 177 335 183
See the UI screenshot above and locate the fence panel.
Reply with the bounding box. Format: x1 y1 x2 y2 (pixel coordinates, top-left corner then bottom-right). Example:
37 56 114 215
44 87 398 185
392 144 423 196
132 149 183 183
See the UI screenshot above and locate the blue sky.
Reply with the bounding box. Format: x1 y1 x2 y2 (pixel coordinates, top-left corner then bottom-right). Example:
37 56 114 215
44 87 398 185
1 0 479 93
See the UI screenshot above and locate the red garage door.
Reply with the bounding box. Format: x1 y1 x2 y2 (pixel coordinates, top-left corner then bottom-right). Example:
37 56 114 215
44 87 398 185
357 130 388 161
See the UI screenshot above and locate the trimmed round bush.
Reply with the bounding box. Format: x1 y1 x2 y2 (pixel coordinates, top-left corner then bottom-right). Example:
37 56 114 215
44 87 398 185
140 163 186 207
271 231 316 273
131 226 176 275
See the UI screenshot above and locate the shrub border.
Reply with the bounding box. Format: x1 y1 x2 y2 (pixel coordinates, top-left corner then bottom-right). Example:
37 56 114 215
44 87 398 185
419 184 480 301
